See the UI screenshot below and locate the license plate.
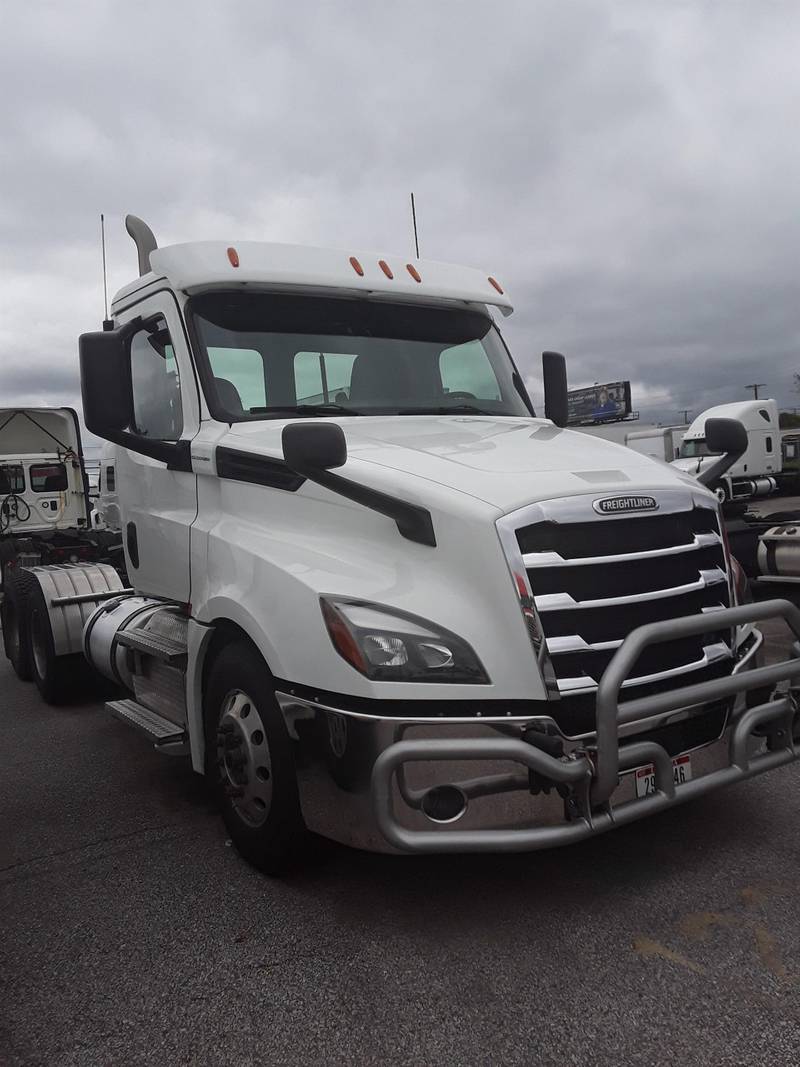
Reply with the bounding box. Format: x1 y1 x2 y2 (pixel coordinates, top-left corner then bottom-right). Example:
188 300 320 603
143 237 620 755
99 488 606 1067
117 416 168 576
635 753 692 799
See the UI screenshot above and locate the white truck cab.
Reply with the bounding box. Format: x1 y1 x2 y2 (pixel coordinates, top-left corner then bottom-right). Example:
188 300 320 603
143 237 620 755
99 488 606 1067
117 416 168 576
8 216 800 872
673 400 780 502
0 407 90 539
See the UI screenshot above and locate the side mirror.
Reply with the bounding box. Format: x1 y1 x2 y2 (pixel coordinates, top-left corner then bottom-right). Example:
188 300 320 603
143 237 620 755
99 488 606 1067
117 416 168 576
542 351 569 428
282 422 347 474
79 318 189 470
695 417 748 490
705 417 747 458
79 322 137 439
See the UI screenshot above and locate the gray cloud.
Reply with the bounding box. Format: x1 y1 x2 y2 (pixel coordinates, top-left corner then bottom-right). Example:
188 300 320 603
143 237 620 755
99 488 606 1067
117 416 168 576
1 0 799 428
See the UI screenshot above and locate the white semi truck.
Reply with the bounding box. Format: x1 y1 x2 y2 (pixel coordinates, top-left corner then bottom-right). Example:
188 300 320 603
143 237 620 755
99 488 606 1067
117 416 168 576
3 216 800 873
673 400 781 502
0 407 124 694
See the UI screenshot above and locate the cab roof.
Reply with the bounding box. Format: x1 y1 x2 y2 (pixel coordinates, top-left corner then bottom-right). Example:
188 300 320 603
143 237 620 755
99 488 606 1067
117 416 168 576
111 240 514 317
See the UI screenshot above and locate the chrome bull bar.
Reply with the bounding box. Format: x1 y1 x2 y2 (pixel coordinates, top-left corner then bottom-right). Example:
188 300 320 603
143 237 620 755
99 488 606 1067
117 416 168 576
371 599 800 853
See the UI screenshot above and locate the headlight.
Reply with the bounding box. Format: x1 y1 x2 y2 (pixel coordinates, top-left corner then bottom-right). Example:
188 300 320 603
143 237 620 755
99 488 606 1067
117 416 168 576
320 597 490 683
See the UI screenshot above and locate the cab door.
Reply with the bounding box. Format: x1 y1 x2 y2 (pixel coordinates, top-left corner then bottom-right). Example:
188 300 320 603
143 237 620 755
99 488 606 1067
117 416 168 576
115 293 199 602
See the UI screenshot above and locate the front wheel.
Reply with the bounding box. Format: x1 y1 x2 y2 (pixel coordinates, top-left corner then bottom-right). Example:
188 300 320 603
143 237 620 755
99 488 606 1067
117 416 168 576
204 641 307 874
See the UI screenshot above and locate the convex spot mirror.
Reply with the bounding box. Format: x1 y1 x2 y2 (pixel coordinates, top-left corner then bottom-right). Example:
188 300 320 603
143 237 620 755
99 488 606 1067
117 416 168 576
705 417 748 457
282 422 347 473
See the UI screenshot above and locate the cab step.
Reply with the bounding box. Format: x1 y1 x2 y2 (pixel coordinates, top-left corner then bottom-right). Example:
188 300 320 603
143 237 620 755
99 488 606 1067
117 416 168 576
116 628 187 666
106 698 187 750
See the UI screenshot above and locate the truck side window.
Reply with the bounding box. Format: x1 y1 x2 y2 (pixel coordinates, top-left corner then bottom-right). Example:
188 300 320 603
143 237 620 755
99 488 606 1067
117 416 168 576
766 436 773 453
105 466 116 492
130 320 183 441
439 341 501 400
295 352 358 403
207 347 266 413
30 463 68 492
0 464 25 493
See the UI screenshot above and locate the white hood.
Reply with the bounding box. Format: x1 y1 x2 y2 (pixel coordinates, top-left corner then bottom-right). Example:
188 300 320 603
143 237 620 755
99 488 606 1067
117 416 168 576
226 415 704 514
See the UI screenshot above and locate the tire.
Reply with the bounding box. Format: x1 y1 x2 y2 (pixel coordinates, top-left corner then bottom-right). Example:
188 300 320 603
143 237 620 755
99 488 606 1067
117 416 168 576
26 581 86 705
204 641 307 874
2 568 34 681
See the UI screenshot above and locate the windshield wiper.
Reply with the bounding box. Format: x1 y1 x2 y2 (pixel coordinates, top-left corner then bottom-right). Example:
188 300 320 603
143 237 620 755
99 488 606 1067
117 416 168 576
247 403 363 417
397 404 498 416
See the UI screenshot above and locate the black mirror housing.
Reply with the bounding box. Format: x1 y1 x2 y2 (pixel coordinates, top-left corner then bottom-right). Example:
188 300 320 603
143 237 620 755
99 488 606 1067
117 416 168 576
542 351 569 428
282 422 348 474
79 322 137 439
705 417 748 458
694 417 749 491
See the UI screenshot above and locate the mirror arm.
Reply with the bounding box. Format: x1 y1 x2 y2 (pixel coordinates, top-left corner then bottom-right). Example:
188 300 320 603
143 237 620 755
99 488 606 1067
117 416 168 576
695 452 740 489
296 464 436 547
106 433 192 472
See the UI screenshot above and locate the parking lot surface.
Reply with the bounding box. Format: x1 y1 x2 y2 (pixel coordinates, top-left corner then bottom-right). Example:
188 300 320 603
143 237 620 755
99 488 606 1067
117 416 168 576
2 619 800 1066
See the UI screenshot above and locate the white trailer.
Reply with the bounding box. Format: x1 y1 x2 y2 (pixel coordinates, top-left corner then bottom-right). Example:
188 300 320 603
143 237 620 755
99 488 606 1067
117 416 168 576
673 400 781 501
626 425 688 463
4 215 799 872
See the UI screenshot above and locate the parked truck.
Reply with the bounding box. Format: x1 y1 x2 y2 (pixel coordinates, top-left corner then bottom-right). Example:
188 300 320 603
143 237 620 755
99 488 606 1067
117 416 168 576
673 400 781 502
3 215 800 873
0 407 124 691
626 424 688 463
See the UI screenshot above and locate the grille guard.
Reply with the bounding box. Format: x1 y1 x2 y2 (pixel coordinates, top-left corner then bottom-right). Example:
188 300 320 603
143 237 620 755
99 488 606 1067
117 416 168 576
370 599 800 853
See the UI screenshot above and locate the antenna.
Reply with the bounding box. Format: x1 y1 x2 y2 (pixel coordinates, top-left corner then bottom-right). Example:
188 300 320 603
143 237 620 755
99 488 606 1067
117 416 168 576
410 192 420 259
100 214 113 331
745 383 766 400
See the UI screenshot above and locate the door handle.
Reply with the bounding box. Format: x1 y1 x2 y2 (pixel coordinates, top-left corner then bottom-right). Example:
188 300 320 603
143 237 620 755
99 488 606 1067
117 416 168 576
126 522 139 569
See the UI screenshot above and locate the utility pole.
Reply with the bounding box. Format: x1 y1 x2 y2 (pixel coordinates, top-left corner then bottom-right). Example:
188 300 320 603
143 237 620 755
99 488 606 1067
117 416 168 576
678 409 691 424
745 383 766 400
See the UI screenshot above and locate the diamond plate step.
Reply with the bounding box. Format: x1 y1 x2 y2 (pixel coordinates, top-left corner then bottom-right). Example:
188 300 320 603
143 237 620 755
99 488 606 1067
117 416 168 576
106 698 186 747
117 628 187 666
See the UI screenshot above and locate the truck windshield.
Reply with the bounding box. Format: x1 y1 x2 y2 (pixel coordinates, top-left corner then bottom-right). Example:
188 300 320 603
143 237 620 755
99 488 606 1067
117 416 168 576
189 292 533 420
679 439 718 459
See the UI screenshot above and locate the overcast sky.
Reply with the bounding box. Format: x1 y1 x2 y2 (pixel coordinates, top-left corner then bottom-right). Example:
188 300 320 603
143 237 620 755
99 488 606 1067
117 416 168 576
1 0 799 431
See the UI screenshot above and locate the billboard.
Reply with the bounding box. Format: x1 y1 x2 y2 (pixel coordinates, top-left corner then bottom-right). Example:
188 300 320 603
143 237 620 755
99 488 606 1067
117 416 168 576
567 380 633 426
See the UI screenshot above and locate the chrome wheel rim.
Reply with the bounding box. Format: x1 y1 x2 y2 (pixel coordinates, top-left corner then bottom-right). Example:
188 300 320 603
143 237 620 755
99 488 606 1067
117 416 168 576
217 689 272 828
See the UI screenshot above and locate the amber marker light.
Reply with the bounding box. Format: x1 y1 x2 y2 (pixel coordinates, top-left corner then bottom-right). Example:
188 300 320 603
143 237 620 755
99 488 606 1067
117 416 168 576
349 256 364 276
227 247 240 267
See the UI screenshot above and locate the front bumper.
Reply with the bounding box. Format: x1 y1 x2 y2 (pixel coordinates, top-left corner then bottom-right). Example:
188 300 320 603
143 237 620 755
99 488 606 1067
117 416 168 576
276 600 800 854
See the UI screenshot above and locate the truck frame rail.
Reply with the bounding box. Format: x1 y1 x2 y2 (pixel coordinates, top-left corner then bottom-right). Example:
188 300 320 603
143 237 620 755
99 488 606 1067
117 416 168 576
370 599 800 853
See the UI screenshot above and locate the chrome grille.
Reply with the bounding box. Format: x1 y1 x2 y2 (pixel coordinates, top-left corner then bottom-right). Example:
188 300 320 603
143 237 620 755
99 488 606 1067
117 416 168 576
498 489 733 727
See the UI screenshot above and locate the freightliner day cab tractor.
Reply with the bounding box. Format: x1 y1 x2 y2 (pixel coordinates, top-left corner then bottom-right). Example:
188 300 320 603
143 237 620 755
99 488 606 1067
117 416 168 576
4 215 800 873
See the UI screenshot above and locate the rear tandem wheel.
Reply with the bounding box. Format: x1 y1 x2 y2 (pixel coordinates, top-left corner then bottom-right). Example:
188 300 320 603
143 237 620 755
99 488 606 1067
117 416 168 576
1 568 35 681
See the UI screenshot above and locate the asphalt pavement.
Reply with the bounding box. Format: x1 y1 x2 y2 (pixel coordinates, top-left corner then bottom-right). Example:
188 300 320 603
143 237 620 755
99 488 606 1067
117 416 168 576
2 621 800 1066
